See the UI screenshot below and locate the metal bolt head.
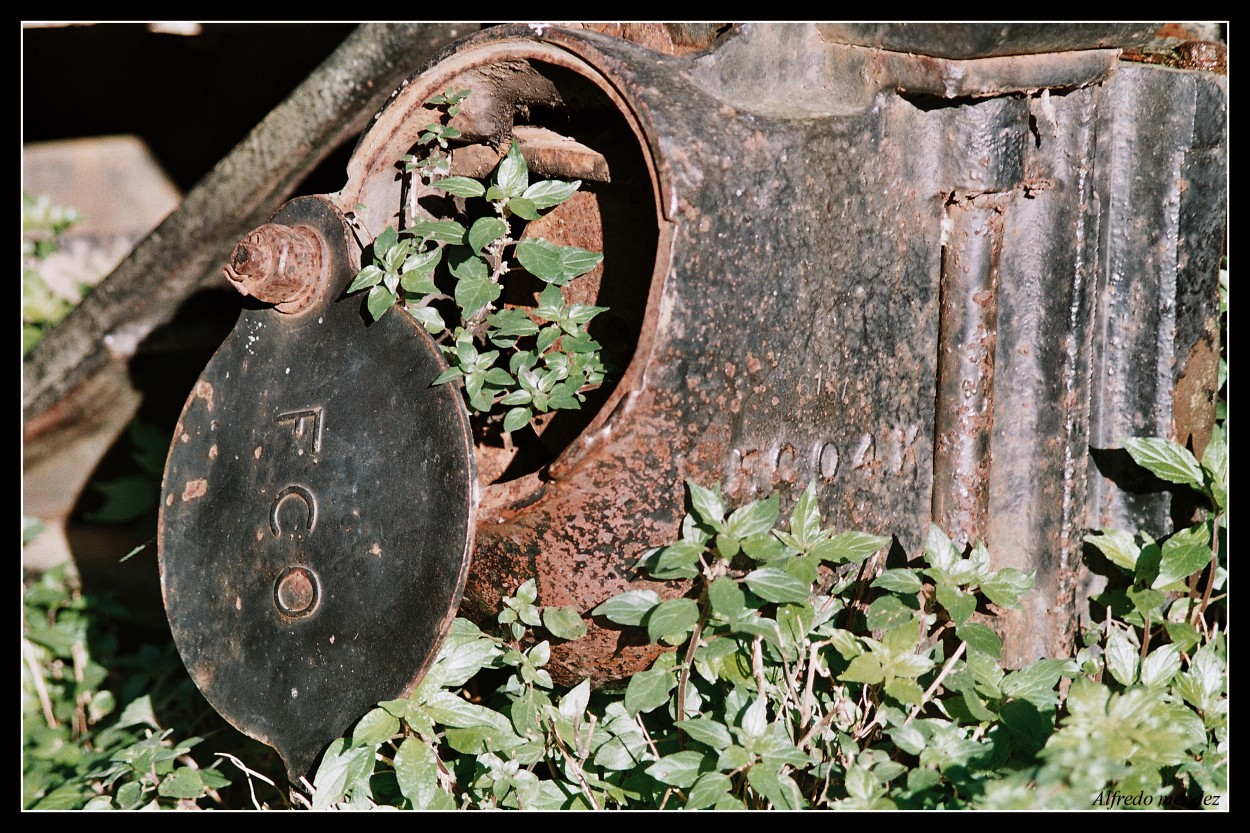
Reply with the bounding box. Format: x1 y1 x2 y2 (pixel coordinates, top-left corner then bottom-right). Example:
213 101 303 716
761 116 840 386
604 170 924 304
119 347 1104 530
275 566 318 616
224 223 325 314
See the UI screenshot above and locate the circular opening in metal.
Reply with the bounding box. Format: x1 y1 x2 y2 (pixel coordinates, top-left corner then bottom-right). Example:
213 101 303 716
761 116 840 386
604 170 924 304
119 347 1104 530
352 46 663 487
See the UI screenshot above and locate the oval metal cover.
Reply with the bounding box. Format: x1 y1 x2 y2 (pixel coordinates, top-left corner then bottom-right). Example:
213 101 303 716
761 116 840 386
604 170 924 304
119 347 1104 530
159 197 476 780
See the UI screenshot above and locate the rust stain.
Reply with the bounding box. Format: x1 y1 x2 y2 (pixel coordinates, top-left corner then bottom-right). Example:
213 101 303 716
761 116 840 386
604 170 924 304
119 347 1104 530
194 380 215 412
181 479 208 501
1172 327 1219 459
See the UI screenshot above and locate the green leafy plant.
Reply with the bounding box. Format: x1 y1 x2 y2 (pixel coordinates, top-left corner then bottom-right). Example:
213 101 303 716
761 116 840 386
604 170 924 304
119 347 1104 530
23 190 82 354
346 89 609 433
287 441 1223 811
21 565 280 809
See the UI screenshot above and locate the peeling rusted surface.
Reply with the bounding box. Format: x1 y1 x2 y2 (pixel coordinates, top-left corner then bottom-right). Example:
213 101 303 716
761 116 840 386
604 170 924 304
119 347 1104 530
932 198 1005 549
1171 323 1219 460
1122 40 1227 74
571 22 730 56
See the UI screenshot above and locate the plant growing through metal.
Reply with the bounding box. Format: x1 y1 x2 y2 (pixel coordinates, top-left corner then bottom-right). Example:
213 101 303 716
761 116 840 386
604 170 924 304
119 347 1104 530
345 89 609 433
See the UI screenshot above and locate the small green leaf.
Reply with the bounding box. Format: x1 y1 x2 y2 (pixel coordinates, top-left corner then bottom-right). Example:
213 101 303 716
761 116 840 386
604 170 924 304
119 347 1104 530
744 568 810 604
409 219 466 245
884 677 925 705
522 179 581 210
366 284 397 320
432 176 486 197
557 245 604 280
935 581 976 626
708 576 747 619
842 652 885 685
685 771 733 809
956 622 1002 658
1202 424 1227 510
437 635 503 687
352 707 400 747
559 679 591 721
494 139 529 199
645 750 709 788
1084 528 1141 572
311 740 375 811
157 767 205 800
488 308 539 338
454 276 501 318
502 407 532 433
533 324 561 353
726 496 779 539
740 696 768 738
888 724 926 756
1163 620 1202 654
678 717 734 751
432 366 463 386
394 737 439 809
865 594 916 632
542 606 587 640
1000 658 1069 704
516 238 565 282
717 745 751 772
872 569 924 595
747 764 804 810
686 481 726 527
646 597 700 644
979 568 1035 609
1121 437 1205 488
813 531 890 564
1105 629 1139 686
468 216 508 254
924 525 959 571
116 694 159 730
373 226 399 256
591 590 661 626
482 367 515 387
625 667 674 716
347 264 386 294
507 198 540 220
1140 644 1182 688
788 481 822 546
1152 523 1212 590
650 540 704 579
1126 585 1167 617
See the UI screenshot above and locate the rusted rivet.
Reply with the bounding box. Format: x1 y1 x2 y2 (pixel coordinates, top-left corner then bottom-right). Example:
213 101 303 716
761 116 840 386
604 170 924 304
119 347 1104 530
275 566 318 616
224 224 325 314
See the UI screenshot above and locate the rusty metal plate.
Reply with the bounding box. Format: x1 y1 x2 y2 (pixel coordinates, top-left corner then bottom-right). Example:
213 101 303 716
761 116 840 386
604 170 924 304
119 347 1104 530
159 196 476 779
